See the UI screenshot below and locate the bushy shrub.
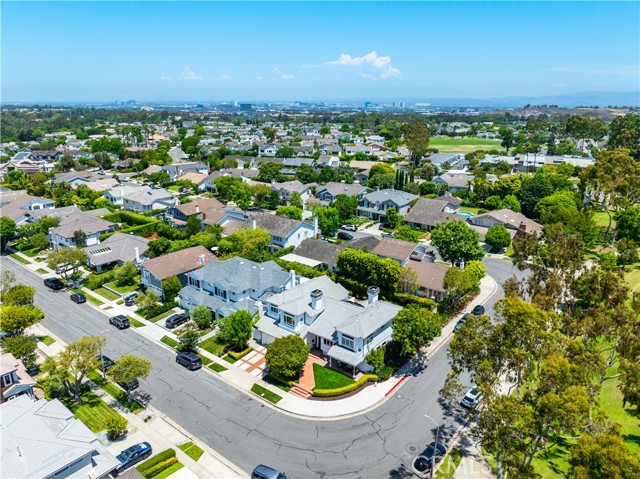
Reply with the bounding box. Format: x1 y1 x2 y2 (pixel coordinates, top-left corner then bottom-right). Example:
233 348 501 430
84 271 115 290
136 449 176 474
105 415 128 440
313 374 378 397
138 301 177 320
393 293 437 310
141 458 178 479
227 346 253 360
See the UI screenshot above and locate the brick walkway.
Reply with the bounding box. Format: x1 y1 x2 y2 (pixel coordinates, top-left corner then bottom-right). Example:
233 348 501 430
299 353 328 389
235 345 267 377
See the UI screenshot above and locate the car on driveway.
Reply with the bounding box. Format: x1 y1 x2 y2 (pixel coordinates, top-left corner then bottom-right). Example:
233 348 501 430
109 315 130 329
124 292 138 306
341 224 357 231
176 352 202 370
96 355 115 371
337 232 353 241
413 441 447 474
471 304 485 316
115 441 152 473
70 292 86 304
44 277 65 290
165 312 190 329
461 388 483 408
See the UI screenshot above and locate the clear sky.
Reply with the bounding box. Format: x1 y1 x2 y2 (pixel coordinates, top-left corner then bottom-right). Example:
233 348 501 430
2 1 639 102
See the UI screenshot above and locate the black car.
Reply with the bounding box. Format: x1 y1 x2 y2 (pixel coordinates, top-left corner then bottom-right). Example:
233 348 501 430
176 352 202 370
44 277 65 290
337 232 353 241
165 312 190 329
96 355 115 371
115 442 152 473
454 313 470 332
109 315 130 329
118 379 140 391
124 292 138 306
413 441 447 473
471 305 486 316
70 292 86 304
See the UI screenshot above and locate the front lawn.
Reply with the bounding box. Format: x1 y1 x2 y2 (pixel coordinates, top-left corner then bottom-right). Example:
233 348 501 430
22 247 42 258
35 267 49 274
198 335 228 356
128 316 145 328
197 354 213 366
262 374 291 392
150 310 175 323
209 363 228 373
251 384 282 404
160 335 180 350
312 363 355 390
59 388 124 432
104 278 140 294
87 371 145 414
435 447 463 479
178 441 204 462
94 287 120 301
39 335 55 346
9 253 30 264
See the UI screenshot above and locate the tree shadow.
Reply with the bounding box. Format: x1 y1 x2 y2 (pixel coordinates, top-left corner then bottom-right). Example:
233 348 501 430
388 463 415 479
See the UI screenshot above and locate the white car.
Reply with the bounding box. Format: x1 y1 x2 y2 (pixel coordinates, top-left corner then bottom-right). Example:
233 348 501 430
461 388 482 408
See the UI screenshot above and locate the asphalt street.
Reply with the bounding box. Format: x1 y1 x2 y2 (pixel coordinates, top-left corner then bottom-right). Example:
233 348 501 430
3 256 519 479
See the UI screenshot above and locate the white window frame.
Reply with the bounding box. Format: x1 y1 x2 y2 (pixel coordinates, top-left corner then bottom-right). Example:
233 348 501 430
340 335 355 351
2 374 13 387
282 314 295 327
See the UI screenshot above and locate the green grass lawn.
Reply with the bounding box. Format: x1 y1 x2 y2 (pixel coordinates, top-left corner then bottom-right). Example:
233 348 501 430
35 267 49 274
199 335 228 356
87 371 145 414
8 253 30 264
160 335 180 350
178 441 204 462
22 247 41 258
197 354 213 366
72 289 105 306
624 263 640 301
104 278 140 294
430 137 504 154
312 363 355 390
530 437 574 479
435 447 463 479
209 363 228 373
128 316 145 328
39 335 55 346
600 373 640 457
59 389 124 432
251 384 282 404
152 462 184 479
167 185 180 192
262 374 291 392
592 211 614 229
150 310 175 323
223 355 237 364
94 287 120 301
103 305 113 311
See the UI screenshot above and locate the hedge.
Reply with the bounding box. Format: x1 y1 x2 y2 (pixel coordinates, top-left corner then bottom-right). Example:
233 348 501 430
136 449 176 475
138 301 177 320
141 458 178 479
266 371 295 387
394 293 437 310
227 346 253 361
313 374 378 397
119 221 162 238
102 211 157 226
275 258 328 279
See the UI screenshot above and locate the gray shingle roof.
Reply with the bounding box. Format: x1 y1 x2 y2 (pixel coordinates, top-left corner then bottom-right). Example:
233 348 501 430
404 197 465 228
292 236 381 269
361 188 418 206
49 212 114 238
84 232 149 267
188 257 291 293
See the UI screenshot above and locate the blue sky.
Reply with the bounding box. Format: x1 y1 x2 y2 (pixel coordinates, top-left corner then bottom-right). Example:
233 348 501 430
2 1 639 102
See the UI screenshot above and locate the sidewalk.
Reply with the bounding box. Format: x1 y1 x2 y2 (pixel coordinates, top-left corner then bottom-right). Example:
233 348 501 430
12 252 499 421
452 432 495 479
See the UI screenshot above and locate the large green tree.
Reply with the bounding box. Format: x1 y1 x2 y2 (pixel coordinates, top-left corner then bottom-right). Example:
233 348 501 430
315 206 341 236
485 224 511 250
391 305 441 355
46 247 88 286
430 220 484 266
107 354 152 402
218 310 253 348
0 217 16 252
265 335 310 379
402 122 432 164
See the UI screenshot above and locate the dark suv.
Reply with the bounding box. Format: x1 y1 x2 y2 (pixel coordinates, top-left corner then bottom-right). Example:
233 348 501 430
413 441 447 474
471 305 486 316
176 352 202 370
337 232 353 241
44 277 65 290
165 312 190 329
109 315 130 329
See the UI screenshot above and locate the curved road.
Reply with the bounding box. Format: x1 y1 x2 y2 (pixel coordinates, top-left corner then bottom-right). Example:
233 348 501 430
5 257 521 478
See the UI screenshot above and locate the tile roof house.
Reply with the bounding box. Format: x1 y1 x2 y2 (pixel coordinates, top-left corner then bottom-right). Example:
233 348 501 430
165 197 225 227
407 261 449 302
286 236 381 271
403 196 464 231
470 208 542 236
0 395 118 479
1 353 36 403
178 257 295 320
356 189 419 221
316 182 369 203
48 212 115 250
140 245 215 298
83 232 150 272
0 191 55 225
254 277 401 376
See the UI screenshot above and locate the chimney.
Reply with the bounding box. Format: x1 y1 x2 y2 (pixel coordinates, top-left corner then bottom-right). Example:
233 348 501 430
519 222 527 232
313 216 319 238
289 269 296 289
250 218 257 230
134 247 140 263
310 289 324 311
367 286 380 305
255 300 263 320
195 204 200 214
199 254 206 265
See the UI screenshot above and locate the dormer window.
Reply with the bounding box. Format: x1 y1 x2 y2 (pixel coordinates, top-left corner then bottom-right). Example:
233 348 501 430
340 334 355 351
2 373 13 387
283 313 295 327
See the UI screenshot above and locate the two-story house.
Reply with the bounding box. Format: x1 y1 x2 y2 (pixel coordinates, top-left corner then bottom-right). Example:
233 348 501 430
0 191 55 226
258 144 279 156
248 212 318 251
48 212 115 250
254 276 401 376
356 189 418 221
1 353 36 403
403 195 464 231
122 187 176 213
270 180 315 207
140 246 215 298
103 183 149 207
161 162 208 181
178 257 295 321
315 181 369 203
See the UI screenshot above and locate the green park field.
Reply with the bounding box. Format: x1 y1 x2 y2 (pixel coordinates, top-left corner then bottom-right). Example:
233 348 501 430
429 137 505 154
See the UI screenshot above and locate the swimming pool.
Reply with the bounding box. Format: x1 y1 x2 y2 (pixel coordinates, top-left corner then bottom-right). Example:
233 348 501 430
457 211 475 219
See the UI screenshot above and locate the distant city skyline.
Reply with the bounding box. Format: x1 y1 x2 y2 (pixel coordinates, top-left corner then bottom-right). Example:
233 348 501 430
2 1 638 103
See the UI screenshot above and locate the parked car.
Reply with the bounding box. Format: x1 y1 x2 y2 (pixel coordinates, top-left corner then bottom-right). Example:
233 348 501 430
382 233 395 238
96 355 115 371
176 352 202 370
454 313 470 332
251 465 288 479
115 442 152 473
337 232 353 241
44 277 65 290
378 223 386 230
124 292 138 306
471 305 485 316
118 379 140 392
461 388 483 408
70 292 86 304
165 312 190 329
413 442 447 474
341 224 357 231
109 315 130 330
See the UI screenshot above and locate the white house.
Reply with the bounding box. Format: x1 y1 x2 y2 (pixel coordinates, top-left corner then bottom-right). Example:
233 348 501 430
122 187 177 213
0 191 55 225
48 212 115 250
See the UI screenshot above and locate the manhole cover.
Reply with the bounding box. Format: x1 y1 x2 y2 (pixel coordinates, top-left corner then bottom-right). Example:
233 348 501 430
406 443 419 454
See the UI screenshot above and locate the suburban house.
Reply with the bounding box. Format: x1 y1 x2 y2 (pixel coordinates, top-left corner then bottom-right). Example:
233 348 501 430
344 145 373 155
254 276 402 376
103 183 149 206
178 257 295 321
258 144 279 156
1 353 36 403
141 245 215 299
356 189 419 221
248 212 318 250
165 197 225 228
29 150 63 162
283 236 380 271
122 187 176 213
371 237 423 266
28 204 83 222
469 208 542 236
433 171 475 192
48 212 115 250
161 162 208 181
0 395 118 479
403 196 464 231
316 182 369 203
0 191 55 225
407 261 449 302
83 232 150 272
425 153 466 172
270 180 315 206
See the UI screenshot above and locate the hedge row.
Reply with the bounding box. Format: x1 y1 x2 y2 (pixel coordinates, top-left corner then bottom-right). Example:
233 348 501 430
119 221 162 237
139 301 177 320
142 458 178 479
102 211 157 226
266 372 295 387
227 346 253 361
136 449 176 475
393 293 437 310
313 374 378 397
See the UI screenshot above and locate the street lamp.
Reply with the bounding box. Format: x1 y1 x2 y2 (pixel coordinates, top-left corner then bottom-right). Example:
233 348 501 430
425 414 440 479
97 328 109 381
